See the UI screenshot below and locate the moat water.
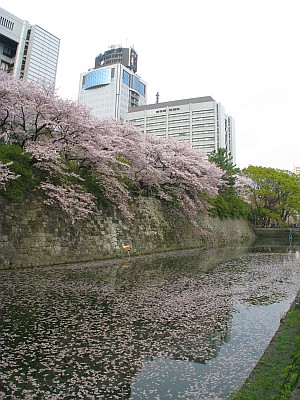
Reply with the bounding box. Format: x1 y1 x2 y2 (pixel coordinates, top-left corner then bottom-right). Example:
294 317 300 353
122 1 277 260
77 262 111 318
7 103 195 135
1 241 300 399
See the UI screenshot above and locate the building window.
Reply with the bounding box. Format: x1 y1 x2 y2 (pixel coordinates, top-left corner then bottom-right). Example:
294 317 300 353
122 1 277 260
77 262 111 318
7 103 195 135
122 70 130 86
131 75 140 92
3 45 12 57
155 109 167 114
83 69 111 89
0 16 14 30
139 82 145 96
0 60 10 71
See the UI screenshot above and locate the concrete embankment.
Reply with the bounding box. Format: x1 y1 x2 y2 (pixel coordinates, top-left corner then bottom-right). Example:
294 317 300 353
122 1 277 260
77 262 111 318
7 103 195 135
254 227 300 243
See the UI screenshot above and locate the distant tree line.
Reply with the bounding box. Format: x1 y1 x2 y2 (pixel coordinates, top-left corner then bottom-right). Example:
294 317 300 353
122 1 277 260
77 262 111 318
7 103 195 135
209 149 300 226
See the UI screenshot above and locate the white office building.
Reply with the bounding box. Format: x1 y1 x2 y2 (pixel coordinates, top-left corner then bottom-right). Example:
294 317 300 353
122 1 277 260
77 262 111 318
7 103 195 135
0 7 60 84
78 46 147 121
294 166 300 175
126 96 236 162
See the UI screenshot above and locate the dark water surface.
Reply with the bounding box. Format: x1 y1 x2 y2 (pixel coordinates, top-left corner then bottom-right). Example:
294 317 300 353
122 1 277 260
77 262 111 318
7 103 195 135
1 243 300 399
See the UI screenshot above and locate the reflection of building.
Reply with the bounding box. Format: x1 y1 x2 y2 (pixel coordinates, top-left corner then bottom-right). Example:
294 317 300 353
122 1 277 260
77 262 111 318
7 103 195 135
0 7 60 83
126 96 236 162
78 46 147 121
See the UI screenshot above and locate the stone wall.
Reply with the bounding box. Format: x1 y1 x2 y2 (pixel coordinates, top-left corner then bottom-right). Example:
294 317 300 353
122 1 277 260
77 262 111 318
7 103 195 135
0 195 255 269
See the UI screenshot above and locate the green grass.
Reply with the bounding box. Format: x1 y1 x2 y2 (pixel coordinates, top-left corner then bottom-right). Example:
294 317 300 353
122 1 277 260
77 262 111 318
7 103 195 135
232 304 300 400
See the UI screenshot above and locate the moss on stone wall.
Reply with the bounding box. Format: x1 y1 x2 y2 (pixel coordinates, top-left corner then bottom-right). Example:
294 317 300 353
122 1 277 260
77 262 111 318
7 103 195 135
0 194 255 269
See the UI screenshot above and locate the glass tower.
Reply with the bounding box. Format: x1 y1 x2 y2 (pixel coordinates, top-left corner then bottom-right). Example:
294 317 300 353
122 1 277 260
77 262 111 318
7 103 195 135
78 46 146 121
0 7 60 84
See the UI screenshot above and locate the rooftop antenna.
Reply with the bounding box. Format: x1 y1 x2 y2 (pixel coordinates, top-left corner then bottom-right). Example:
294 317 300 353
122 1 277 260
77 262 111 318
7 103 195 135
156 92 159 103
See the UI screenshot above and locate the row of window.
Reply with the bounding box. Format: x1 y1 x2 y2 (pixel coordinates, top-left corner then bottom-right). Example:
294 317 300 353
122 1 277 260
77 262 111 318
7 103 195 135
192 115 214 121
81 99 115 107
168 132 188 137
129 114 215 127
32 27 60 47
192 123 214 128
143 127 215 138
122 70 146 96
0 60 10 71
0 16 14 30
133 109 214 120
192 130 215 136
2 45 14 57
169 123 189 129
30 44 60 61
192 143 215 149
145 114 165 121
155 107 181 114
146 128 166 134
29 54 58 71
31 37 60 53
192 108 214 114
169 125 189 131
27 70 56 82
146 120 166 126
192 136 214 142
128 118 144 123
153 107 213 115
168 117 190 122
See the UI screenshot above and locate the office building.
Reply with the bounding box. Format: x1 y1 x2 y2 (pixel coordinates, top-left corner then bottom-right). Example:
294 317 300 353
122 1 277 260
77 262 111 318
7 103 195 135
78 46 147 121
294 166 300 175
0 7 60 84
126 96 236 162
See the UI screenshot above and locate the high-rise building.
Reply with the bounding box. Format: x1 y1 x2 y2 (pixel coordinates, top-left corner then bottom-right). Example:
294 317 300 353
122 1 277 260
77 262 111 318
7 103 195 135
78 46 147 121
294 166 300 175
0 7 60 84
126 96 236 163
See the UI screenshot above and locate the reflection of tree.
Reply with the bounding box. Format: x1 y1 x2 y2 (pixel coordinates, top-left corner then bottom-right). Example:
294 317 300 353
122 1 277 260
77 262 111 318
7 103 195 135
1 246 249 399
12 244 297 400
111 274 234 365
96 248 250 389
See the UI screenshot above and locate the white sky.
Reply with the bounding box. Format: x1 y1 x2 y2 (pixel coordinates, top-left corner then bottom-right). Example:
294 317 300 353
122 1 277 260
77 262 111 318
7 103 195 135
2 0 300 172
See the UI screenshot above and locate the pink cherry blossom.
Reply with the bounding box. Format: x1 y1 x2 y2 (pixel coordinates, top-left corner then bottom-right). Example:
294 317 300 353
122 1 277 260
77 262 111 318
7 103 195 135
0 161 19 190
0 71 226 224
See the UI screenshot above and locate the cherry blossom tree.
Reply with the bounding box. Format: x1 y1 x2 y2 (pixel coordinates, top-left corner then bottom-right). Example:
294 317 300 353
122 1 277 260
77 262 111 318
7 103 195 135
0 161 19 190
0 71 225 223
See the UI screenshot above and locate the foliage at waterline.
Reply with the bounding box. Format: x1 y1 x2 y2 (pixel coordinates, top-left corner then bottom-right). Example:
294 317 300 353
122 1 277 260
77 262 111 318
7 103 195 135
232 305 300 400
242 165 300 227
208 148 251 219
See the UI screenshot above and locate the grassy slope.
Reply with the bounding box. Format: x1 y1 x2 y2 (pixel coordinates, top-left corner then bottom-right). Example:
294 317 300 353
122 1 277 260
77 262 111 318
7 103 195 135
232 300 300 400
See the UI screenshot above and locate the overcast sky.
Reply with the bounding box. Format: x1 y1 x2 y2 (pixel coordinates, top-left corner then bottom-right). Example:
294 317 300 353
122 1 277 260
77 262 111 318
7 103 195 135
2 0 300 172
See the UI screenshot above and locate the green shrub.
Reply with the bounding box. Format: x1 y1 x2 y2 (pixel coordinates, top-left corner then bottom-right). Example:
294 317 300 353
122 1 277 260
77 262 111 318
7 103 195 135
62 159 112 207
0 144 42 201
210 189 250 219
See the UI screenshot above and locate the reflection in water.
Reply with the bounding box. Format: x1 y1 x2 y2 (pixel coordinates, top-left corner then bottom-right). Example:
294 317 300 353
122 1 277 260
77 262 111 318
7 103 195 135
0 244 300 399
131 301 291 399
